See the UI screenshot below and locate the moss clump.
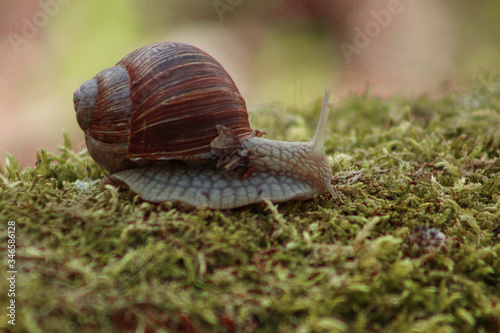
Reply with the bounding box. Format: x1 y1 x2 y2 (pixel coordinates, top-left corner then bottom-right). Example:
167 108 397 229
1 77 500 332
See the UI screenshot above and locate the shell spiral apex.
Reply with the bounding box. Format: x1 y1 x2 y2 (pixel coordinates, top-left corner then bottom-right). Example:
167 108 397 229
74 41 337 209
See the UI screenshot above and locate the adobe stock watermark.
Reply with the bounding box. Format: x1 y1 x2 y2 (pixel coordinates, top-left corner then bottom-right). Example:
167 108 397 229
339 0 411 64
472 74 499 102
213 0 243 21
7 0 71 53
6 221 17 326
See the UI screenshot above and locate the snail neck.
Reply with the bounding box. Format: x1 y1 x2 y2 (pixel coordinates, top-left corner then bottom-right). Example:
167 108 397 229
240 89 335 197
243 136 335 196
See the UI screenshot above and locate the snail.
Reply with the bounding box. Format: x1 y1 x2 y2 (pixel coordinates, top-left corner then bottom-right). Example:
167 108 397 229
73 42 337 209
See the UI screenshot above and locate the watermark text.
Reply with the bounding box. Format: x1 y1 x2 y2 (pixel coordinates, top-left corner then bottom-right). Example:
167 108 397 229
8 0 71 53
213 0 244 21
6 220 16 326
339 0 409 64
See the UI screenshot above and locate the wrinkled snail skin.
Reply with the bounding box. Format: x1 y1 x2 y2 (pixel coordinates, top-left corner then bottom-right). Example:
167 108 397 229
74 41 337 209
110 134 336 209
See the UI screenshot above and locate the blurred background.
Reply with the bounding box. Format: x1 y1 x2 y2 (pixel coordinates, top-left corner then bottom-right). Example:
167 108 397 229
1 0 500 167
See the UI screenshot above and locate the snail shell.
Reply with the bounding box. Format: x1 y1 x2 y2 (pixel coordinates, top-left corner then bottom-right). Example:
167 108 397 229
74 42 337 209
74 42 255 173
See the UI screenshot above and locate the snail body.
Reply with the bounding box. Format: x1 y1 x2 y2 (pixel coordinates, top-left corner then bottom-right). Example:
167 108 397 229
74 42 336 209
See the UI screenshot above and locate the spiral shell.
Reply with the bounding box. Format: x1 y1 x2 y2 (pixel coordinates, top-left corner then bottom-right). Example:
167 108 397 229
74 42 255 173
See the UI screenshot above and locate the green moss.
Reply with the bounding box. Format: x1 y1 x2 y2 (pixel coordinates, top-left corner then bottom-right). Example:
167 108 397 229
1 77 500 332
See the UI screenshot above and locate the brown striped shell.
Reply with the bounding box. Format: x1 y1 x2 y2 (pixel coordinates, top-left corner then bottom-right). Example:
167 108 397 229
73 42 255 173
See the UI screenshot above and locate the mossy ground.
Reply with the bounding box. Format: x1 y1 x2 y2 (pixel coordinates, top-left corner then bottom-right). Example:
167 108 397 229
1 77 500 332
